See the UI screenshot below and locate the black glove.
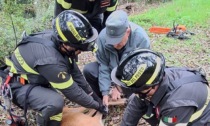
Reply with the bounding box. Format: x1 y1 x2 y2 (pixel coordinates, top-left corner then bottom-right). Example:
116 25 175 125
97 103 108 116
91 91 102 103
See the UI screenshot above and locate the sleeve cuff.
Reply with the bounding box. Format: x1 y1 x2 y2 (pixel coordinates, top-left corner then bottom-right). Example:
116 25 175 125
102 91 110 96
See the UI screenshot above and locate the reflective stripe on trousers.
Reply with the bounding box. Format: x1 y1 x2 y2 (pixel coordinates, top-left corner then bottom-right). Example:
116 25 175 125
189 86 210 122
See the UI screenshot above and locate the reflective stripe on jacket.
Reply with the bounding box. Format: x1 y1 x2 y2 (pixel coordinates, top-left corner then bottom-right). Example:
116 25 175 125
154 68 210 126
55 0 118 18
5 30 99 109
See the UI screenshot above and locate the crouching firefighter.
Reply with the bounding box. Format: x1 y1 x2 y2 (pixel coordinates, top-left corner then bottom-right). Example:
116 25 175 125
111 49 210 126
0 10 107 126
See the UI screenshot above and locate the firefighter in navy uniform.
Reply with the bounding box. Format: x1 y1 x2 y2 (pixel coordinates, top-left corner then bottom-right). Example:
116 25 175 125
111 49 210 126
3 10 107 126
54 0 118 33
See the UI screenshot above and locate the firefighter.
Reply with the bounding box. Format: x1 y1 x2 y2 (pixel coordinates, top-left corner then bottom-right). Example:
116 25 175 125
111 49 210 126
54 0 118 33
83 10 150 107
3 10 107 126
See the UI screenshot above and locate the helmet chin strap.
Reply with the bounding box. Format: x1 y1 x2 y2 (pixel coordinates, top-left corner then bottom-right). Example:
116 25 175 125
55 36 77 58
137 88 152 99
60 44 76 58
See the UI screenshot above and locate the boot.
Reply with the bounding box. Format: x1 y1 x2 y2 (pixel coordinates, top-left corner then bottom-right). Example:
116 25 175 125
36 114 47 126
36 114 61 126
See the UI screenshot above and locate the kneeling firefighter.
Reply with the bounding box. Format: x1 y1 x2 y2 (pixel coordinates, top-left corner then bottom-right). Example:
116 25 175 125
111 49 210 126
0 10 107 126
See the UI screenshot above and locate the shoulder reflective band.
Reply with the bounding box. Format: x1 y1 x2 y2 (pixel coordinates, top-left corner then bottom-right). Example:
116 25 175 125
50 113 62 121
66 22 86 42
14 48 38 74
50 77 74 89
57 0 71 9
5 57 18 74
121 64 147 86
56 18 68 42
146 57 161 85
189 86 210 122
106 0 118 12
21 74 28 80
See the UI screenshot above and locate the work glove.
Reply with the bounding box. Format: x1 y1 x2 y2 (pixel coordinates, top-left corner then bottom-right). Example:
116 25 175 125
96 103 108 116
102 95 109 107
91 91 102 103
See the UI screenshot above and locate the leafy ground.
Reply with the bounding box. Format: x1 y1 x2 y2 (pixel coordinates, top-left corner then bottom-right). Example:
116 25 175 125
0 0 210 125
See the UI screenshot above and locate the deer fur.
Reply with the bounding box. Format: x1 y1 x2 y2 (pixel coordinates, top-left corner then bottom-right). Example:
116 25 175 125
61 98 126 126
61 107 103 126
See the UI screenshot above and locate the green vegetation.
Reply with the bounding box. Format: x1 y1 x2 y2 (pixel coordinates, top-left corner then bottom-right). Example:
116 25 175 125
130 0 210 28
0 0 54 58
129 0 210 80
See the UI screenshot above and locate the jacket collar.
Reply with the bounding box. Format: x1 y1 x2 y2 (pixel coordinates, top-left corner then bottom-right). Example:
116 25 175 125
150 74 169 107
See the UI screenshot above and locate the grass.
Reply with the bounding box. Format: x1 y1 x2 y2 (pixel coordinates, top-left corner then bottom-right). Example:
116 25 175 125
130 0 210 28
129 0 210 81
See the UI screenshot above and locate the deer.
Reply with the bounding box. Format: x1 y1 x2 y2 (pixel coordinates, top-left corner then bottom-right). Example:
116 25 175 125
61 98 126 126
